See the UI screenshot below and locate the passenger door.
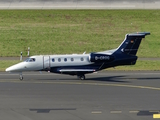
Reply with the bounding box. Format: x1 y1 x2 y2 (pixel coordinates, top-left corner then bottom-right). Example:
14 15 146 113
43 56 50 71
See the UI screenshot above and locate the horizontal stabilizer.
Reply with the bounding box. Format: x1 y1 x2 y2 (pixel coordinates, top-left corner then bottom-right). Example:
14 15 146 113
128 32 150 37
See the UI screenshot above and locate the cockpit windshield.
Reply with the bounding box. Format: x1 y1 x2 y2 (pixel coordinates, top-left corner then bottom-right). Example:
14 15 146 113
25 58 36 62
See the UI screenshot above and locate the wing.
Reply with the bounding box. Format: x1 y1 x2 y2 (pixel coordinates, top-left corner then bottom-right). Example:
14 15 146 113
58 69 96 75
59 69 96 72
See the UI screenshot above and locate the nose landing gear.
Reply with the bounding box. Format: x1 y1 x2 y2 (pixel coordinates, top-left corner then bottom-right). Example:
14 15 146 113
19 73 23 81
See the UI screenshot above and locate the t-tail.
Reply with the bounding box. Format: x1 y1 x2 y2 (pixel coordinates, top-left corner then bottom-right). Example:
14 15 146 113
113 32 150 55
111 32 150 67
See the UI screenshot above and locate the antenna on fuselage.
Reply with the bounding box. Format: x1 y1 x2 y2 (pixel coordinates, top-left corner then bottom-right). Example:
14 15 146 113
27 47 30 57
83 51 86 54
20 52 23 61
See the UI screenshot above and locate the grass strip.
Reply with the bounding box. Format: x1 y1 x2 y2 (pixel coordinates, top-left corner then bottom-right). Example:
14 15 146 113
107 60 160 71
0 10 159 57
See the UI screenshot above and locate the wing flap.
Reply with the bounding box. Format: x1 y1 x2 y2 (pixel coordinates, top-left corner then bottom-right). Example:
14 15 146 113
59 69 96 72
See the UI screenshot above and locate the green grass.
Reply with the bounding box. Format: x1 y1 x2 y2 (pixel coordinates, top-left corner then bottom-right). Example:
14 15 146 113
1 10 160 71
107 60 160 71
0 60 19 71
0 10 159 57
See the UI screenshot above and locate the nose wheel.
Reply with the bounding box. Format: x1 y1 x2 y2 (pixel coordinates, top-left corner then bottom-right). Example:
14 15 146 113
19 74 23 81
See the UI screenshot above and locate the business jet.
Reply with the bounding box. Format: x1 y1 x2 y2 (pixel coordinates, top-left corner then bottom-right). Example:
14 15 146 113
6 32 150 80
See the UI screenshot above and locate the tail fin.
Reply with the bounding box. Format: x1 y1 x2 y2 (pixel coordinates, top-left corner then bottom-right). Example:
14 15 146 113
114 32 150 55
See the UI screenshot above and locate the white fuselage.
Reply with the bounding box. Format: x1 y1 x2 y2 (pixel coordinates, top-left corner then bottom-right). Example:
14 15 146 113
6 54 93 72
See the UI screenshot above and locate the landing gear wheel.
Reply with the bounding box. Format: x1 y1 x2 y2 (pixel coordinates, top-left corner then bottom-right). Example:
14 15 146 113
77 75 85 80
19 74 23 81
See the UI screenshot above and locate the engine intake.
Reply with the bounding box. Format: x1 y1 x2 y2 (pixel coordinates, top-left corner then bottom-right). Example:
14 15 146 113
89 53 114 63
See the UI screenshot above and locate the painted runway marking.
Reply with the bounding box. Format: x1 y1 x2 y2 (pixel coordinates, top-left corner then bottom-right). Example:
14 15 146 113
129 111 139 113
150 110 160 113
110 111 122 114
91 111 102 114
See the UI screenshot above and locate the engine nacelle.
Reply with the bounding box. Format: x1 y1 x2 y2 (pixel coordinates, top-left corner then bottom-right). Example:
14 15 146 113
89 53 115 63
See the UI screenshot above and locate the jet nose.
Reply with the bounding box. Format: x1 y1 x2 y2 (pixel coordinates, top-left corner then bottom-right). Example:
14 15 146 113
5 67 10 72
5 62 25 72
5 66 15 72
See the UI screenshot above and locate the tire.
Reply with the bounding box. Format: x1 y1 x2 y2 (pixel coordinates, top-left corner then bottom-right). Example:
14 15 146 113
77 75 85 80
19 76 23 81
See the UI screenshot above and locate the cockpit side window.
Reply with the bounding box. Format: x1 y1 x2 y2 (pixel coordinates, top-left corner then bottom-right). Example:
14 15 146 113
31 58 35 62
25 58 36 62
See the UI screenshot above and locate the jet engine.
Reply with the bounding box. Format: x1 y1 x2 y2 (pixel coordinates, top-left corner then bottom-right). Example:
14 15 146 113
89 53 114 63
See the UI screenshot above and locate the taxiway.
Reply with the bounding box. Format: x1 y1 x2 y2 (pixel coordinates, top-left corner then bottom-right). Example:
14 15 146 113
0 71 160 120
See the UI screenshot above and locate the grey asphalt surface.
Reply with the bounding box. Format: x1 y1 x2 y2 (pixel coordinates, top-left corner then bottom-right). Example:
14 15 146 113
0 0 160 9
1 71 160 120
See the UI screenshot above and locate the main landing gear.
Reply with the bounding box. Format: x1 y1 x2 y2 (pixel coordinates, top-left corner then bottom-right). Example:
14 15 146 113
77 75 85 80
19 73 23 81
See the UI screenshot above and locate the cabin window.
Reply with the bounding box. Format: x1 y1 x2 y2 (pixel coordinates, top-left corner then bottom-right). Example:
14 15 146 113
25 58 36 62
71 58 74 61
64 58 67 62
52 58 55 62
80 57 84 61
58 58 61 62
